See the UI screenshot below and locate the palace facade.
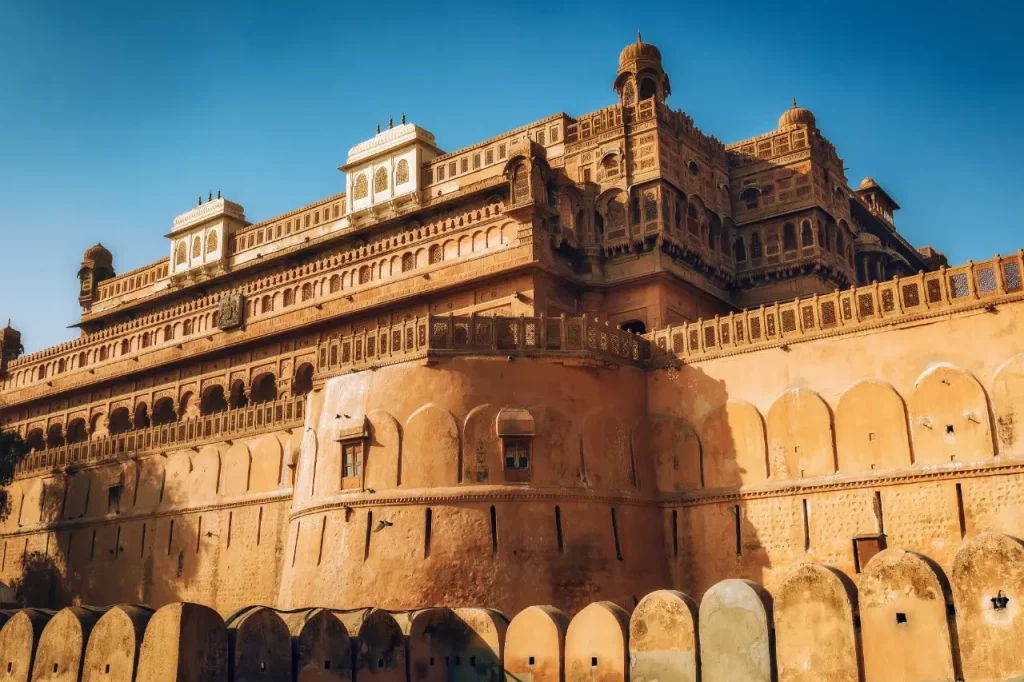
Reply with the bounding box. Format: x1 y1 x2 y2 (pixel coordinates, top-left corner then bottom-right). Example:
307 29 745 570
2 38 1023 653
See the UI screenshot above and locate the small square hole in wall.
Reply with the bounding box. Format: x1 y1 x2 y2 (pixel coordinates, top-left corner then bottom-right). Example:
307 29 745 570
946 424 955 435
324 661 331 670
7 663 12 673
896 612 908 625
429 657 435 666
377 658 384 669
592 657 598 667
105 664 110 674
868 432 876 441
529 657 535 666
992 591 1010 610
259 662 266 672
53 664 58 673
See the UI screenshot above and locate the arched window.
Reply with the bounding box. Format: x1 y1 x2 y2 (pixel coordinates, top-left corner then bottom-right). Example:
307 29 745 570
429 244 443 264
192 236 202 259
353 173 368 200
100 346 109 361
395 159 410 185
620 319 647 334
301 283 313 301
66 419 88 444
402 252 414 272
783 223 797 252
183 319 193 336
78 351 87 368
175 241 187 265
206 229 218 254
734 237 747 262
46 423 65 449
621 81 635 107
836 226 845 253
750 232 762 259
358 266 370 284
600 155 619 179
250 373 278 404
740 187 760 210
200 385 228 415
283 289 295 307
801 221 813 247
511 162 530 203
229 379 248 409
329 275 341 293
141 332 151 349
133 402 150 429
164 324 173 342
109 407 132 434
120 339 129 356
25 429 44 452
638 77 657 101
151 397 176 426
261 296 272 314
686 203 700 235
58 358 66 373
374 167 388 193
293 363 314 397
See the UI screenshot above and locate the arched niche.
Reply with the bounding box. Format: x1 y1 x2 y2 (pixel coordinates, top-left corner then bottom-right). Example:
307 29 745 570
249 433 284 493
505 605 568 682
518 403 578 486
161 451 193 507
221 442 252 497
991 355 1024 456
909 364 993 463
185 446 221 503
135 602 227 682
644 416 702 492
226 606 291 682
773 564 858 682
629 590 699 682
462 404 500 485
565 602 630 682
835 380 911 473
859 548 955 682
403 405 459 489
364 410 401 491
581 410 633 490
698 579 774 682
352 608 405 682
281 609 351 682
700 401 767 489
81 605 153 682
132 456 165 513
0 609 52 682
951 533 1024 681
32 606 107 682
766 389 835 480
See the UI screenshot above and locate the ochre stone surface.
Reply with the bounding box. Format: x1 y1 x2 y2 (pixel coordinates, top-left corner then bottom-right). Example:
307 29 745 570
698 579 773 682
628 590 698 682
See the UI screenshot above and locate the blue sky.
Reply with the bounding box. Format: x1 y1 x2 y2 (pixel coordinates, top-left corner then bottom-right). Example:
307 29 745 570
1 0 1020 353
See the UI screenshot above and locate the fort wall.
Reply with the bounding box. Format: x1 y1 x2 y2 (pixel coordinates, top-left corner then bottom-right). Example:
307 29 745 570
1 534 1022 681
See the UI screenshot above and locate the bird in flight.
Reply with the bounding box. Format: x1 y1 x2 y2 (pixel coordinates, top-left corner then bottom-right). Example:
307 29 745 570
373 519 393 533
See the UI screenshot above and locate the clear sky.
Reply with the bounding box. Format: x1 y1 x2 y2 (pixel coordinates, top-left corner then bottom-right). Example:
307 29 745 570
1 0 1020 353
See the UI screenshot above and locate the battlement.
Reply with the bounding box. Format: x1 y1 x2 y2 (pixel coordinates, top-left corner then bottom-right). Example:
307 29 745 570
1 533 1021 682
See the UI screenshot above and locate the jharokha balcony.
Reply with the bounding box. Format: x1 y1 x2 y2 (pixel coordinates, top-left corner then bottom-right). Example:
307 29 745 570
16 396 306 478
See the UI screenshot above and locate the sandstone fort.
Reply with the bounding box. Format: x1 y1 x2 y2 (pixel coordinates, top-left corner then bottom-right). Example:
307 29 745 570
0 37 1022 682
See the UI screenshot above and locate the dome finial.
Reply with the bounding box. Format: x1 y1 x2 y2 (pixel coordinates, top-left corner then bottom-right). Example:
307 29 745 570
792 96 798 108
637 30 642 42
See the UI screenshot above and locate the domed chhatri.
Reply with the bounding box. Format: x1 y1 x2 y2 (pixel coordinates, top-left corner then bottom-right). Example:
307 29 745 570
619 31 663 68
859 176 880 190
83 242 113 264
778 97 817 130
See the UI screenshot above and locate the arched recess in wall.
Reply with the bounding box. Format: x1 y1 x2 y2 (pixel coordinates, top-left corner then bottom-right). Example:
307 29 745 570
249 433 283 493
991 354 1024 457
161 451 193 507
186 445 222 503
774 564 858 682
133 455 165 512
951 532 1024 681
462 404 501 485
221 442 252 496
581 408 633 490
700 401 767 488
641 415 701 492
402 404 459 488
19 478 43 526
835 380 911 473
909 364 993 464
859 548 955 682
0 482 22 532
364 410 401 491
766 389 835 480
528 403 582 487
353 608 406 682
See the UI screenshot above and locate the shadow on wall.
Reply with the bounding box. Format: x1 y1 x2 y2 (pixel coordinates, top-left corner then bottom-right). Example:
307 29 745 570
9 450 203 609
4 534 1023 682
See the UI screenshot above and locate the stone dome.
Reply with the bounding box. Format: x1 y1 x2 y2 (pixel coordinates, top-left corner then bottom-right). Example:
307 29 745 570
859 176 879 190
778 99 817 130
619 34 662 68
83 243 112 264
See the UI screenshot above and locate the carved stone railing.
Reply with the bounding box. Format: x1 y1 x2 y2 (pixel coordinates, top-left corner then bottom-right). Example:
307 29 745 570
317 314 674 376
647 253 1024 362
15 396 305 478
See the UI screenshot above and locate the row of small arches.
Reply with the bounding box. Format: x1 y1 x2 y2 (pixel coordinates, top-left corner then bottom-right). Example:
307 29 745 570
172 229 218 266
352 160 411 200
